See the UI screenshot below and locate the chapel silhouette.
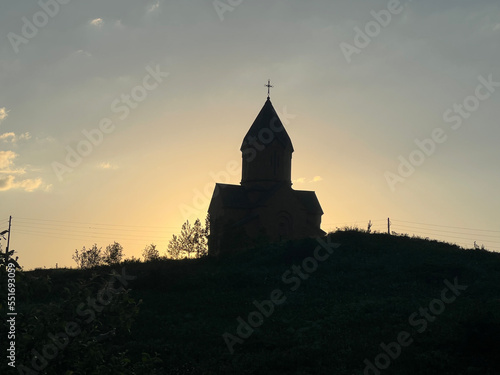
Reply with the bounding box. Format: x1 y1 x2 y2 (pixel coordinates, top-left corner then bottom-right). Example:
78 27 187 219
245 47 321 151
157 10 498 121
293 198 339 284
208 85 325 255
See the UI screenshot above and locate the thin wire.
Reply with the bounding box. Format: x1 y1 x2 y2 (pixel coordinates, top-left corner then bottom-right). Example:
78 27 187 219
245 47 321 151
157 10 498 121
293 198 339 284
14 229 172 244
393 224 500 242
394 224 500 239
15 222 178 234
391 227 500 245
323 220 386 228
392 219 500 233
14 216 182 230
14 228 175 241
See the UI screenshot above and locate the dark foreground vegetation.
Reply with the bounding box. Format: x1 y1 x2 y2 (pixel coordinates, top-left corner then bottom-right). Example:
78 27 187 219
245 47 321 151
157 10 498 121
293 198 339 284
2 230 500 374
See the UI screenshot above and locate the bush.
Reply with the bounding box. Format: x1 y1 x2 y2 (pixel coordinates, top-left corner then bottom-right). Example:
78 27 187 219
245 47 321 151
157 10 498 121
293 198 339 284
72 244 103 269
142 243 160 262
103 242 124 265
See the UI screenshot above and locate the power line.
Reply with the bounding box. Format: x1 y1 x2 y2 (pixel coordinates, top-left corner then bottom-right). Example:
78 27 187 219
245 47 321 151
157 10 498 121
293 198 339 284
394 224 500 240
392 219 500 233
13 222 177 239
14 216 181 230
390 224 500 250
6 216 214 257
11 215 500 253
393 223 500 239
12 216 182 241
15 230 171 244
320 218 499 251
14 227 175 241
15 221 178 234
11 216 181 245
323 219 386 225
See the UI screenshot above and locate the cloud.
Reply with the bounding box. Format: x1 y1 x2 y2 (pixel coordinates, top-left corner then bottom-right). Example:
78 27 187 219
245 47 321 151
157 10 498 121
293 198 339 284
0 132 15 142
90 18 103 27
0 131 31 143
293 176 323 185
0 175 42 192
19 132 31 141
147 1 160 13
0 107 8 123
88 17 124 30
0 150 45 192
98 162 118 170
0 175 16 190
72 49 92 58
0 151 17 169
0 168 25 175
0 151 25 174
36 135 56 144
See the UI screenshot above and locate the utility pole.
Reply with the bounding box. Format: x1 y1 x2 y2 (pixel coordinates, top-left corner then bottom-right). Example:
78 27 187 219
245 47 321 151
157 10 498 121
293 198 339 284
387 217 391 235
6 216 12 260
1 216 12 262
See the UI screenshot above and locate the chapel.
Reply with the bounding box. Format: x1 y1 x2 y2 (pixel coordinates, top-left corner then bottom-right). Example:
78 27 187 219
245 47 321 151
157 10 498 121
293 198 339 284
208 84 325 255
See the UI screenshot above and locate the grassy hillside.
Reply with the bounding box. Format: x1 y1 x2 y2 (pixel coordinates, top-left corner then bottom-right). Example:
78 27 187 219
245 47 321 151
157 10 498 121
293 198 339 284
4 230 500 374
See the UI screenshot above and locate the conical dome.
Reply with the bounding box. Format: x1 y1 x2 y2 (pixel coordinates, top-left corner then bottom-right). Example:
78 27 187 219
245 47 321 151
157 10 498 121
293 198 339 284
240 98 293 188
240 98 294 152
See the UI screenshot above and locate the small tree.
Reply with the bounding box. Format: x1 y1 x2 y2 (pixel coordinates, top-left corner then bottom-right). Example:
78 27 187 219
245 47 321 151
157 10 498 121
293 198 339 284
103 242 124 265
167 216 209 259
167 235 181 259
194 217 209 258
0 241 21 271
142 243 160 262
73 244 103 269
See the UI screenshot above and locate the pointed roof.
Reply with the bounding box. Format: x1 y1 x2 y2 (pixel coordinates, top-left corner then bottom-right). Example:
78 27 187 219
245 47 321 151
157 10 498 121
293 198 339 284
240 98 294 152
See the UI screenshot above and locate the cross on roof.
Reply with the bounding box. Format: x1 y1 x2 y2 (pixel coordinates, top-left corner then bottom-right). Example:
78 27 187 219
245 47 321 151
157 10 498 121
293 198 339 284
265 79 273 99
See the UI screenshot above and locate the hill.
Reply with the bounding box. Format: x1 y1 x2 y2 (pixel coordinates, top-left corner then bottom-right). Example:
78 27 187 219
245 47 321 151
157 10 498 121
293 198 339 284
4 230 500 374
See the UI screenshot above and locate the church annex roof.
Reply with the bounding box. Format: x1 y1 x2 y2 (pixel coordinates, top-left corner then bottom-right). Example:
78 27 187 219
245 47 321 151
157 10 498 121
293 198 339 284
240 98 294 152
209 183 323 215
209 183 252 210
293 190 324 215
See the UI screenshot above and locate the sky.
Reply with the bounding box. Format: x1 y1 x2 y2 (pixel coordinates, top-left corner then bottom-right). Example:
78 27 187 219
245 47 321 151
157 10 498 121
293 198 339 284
1 0 499 269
